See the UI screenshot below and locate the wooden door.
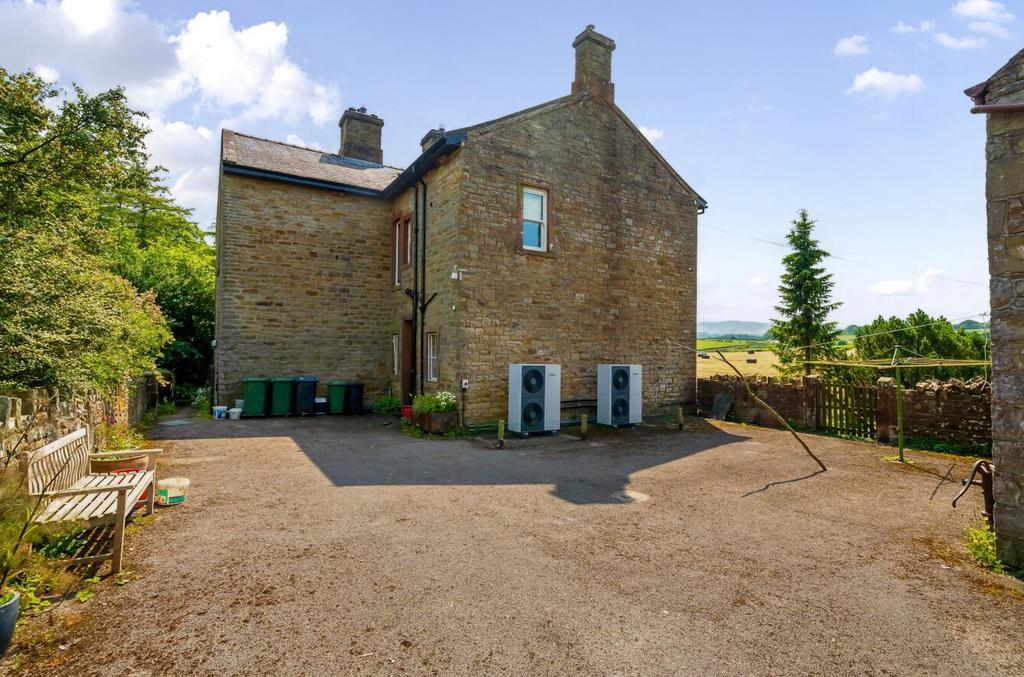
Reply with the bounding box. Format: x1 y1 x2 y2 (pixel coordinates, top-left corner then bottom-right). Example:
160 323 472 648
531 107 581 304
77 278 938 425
401 320 414 404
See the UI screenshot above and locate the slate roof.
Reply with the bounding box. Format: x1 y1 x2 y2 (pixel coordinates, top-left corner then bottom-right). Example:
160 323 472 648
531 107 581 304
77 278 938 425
221 130 402 193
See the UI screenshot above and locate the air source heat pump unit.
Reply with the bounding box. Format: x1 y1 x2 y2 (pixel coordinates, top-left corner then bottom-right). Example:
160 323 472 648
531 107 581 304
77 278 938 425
508 364 561 434
597 364 642 426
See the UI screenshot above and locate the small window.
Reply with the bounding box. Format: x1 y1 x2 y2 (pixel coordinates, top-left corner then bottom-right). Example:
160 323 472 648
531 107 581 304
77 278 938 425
393 221 401 285
521 187 547 252
404 220 412 266
426 332 438 382
392 334 400 376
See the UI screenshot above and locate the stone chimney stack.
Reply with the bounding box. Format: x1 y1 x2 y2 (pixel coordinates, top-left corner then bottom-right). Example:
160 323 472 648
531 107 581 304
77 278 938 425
571 25 615 101
420 126 445 152
338 107 384 163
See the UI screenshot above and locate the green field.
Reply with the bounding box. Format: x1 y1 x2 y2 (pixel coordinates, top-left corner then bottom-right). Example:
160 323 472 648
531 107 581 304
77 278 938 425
696 338 774 352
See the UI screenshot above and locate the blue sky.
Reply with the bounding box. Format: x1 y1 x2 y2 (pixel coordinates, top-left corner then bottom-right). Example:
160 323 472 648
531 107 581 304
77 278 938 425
1 0 1017 325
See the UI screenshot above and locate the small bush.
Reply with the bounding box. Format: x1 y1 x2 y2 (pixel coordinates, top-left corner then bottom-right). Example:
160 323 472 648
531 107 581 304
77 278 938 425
372 395 401 416
192 387 212 418
965 525 1005 573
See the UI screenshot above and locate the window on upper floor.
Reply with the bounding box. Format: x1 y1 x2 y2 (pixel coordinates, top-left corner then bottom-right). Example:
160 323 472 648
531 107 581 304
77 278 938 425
426 332 438 382
392 221 401 286
521 187 547 252
404 219 412 266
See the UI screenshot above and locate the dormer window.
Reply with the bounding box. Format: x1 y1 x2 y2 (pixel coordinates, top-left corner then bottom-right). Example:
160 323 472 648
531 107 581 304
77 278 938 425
522 187 547 252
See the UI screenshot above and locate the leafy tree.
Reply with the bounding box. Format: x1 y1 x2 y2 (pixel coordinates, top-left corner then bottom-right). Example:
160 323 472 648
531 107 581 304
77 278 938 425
769 210 841 375
852 310 989 384
0 69 175 392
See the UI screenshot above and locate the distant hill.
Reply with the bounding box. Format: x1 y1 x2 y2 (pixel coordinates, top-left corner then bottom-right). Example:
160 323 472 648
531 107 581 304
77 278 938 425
955 319 990 331
841 324 861 336
697 321 771 338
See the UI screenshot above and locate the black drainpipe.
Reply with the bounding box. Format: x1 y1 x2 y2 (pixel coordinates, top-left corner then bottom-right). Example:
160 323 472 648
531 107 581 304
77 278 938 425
418 179 428 395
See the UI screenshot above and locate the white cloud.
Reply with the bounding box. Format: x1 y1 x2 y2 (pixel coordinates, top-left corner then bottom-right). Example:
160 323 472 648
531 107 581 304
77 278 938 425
934 32 987 48
59 0 120 36
845 68 924 99
834 35 870 57
953 0 1014 22
969 20 1010 37
869 267 943 295
748 276 765 286
285 133 309 147
746 101 773 113
892 20 936 33
33 64 59 83
0 5 343 226
639 126 664 142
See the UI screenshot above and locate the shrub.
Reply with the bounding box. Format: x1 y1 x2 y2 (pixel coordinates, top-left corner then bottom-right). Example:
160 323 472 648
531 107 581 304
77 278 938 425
965 525 1005 573
192 387 212 418
372 395 401 416
412 391 457 415
96 422 142 451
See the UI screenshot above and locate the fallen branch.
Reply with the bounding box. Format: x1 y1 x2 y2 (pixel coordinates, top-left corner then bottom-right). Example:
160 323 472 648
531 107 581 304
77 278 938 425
715 350 827 472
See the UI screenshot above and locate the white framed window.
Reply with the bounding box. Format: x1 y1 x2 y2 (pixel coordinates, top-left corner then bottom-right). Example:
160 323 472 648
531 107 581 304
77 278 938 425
393 221 401 285
392 334 400 376
404 219 412 266
521 187 547 252
426 332 438 382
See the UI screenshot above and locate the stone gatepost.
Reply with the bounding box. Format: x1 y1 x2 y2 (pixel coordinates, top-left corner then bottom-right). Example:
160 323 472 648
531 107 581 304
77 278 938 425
968 49 1024 566
876 377 896 443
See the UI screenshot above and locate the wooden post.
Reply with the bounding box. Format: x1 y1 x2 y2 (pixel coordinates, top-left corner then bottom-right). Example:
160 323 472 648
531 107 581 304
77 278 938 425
112 489 126 574
497 419 505 449
676 406 684 430
895 367 905 463
580 414 588 440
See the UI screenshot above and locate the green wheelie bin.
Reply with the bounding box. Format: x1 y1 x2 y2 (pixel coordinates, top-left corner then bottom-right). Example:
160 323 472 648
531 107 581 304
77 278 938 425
270 377 295 416
327 381 347 415
242 377 269 417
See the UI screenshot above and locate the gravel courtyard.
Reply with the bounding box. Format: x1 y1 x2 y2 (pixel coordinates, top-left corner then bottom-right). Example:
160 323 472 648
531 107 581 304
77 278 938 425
8 414 1023 675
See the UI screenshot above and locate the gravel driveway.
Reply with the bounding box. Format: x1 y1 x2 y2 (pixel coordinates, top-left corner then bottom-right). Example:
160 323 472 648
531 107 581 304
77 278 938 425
7 414 1023 675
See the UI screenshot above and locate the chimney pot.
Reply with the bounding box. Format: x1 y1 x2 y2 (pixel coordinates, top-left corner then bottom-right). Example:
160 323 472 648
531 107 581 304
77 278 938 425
420 126 445 152
571 25 615 101
338 107 384 163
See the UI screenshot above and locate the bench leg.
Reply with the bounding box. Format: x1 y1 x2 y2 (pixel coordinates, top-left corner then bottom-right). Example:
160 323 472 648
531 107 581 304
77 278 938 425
111 491 126 575
146 476 155 516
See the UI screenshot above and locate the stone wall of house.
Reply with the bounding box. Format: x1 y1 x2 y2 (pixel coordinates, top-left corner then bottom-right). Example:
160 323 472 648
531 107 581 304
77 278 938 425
214 173 395 405
695 376 992 448
983 57 1024 565
455 95 700 424
385 156 464 405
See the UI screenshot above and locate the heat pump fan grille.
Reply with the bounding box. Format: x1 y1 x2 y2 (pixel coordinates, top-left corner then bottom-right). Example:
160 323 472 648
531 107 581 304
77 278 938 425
612 367 629 391
523 368 545 395
522 402 544 428
612 397 629 419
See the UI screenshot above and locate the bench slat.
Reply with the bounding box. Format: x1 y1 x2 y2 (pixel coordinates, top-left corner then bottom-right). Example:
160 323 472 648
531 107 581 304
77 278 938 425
36 472 152 524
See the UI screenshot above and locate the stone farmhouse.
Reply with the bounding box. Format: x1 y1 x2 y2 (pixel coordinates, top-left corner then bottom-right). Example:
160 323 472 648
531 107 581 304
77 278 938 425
214 26 705 424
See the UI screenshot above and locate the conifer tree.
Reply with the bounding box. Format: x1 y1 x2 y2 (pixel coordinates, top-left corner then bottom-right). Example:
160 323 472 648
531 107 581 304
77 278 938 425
769 210 841 375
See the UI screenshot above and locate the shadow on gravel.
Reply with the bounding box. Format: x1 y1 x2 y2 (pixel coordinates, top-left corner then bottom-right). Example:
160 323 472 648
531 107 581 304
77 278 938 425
151 415 748 505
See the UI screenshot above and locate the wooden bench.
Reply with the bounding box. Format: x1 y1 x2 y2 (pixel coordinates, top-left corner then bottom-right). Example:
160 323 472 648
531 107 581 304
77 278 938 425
25 428 160 574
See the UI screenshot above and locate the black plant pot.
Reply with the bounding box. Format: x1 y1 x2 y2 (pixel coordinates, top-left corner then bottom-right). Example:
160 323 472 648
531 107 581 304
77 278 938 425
0 590 19 657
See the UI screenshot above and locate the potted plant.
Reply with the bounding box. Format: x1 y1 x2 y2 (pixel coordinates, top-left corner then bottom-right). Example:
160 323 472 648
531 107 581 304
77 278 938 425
412 392 458 434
